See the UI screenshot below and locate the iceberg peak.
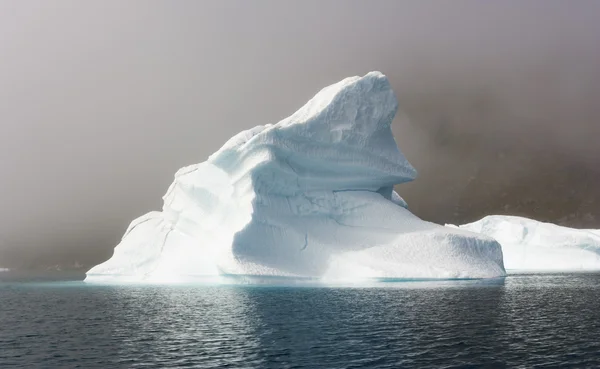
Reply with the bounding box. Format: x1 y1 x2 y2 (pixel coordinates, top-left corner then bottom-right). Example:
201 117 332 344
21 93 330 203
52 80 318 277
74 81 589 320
209 71 416 195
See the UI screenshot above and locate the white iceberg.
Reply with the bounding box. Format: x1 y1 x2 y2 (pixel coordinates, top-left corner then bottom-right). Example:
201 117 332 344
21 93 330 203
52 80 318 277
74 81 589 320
86 72 505 283
449 215 600 272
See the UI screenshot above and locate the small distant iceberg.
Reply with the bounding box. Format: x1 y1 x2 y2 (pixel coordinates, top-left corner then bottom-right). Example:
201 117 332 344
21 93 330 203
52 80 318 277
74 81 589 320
86 72 506 284
448 215 600 272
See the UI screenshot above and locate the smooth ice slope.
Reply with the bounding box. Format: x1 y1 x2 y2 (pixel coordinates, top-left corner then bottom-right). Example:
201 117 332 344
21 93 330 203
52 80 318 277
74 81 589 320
449 215 600 271
86 72 505 283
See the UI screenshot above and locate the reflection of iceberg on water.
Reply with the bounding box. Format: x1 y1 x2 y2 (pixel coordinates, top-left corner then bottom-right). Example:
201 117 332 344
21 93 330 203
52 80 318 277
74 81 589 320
85 72 506 283
448 215 600 272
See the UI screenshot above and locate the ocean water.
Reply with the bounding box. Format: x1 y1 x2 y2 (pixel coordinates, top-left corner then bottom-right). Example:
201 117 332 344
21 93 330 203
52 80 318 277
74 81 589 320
1 273 599 368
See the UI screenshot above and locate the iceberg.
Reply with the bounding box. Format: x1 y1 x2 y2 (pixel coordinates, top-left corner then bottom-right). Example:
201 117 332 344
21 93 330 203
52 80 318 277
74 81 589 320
86 72 505 283
449 215 600 272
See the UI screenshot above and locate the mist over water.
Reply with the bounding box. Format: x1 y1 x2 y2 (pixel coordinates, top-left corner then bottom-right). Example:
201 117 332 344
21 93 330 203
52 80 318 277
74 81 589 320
0 1 599 269
394 60 600 227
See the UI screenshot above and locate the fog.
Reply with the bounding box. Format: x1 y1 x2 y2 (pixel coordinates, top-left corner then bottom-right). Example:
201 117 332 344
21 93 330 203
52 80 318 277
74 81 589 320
1 0 599 269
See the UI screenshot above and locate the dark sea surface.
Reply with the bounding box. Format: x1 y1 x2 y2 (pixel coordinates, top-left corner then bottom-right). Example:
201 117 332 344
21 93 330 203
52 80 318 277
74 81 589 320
1 273 599 368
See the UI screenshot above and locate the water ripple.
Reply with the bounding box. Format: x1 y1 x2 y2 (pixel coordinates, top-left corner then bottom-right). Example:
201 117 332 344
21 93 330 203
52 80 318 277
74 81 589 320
1 274 599 368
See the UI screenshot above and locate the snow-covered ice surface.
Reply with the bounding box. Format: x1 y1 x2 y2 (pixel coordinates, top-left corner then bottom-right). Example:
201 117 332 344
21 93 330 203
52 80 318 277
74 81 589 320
449 215 600 272
86 72 505 284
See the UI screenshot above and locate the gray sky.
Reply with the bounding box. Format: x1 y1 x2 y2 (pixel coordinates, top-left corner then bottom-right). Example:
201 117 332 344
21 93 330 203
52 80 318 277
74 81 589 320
1 0 599 269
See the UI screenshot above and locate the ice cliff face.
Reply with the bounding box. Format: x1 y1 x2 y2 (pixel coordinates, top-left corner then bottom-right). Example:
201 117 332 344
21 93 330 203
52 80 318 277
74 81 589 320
86 72 505 283
449 215 600 271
